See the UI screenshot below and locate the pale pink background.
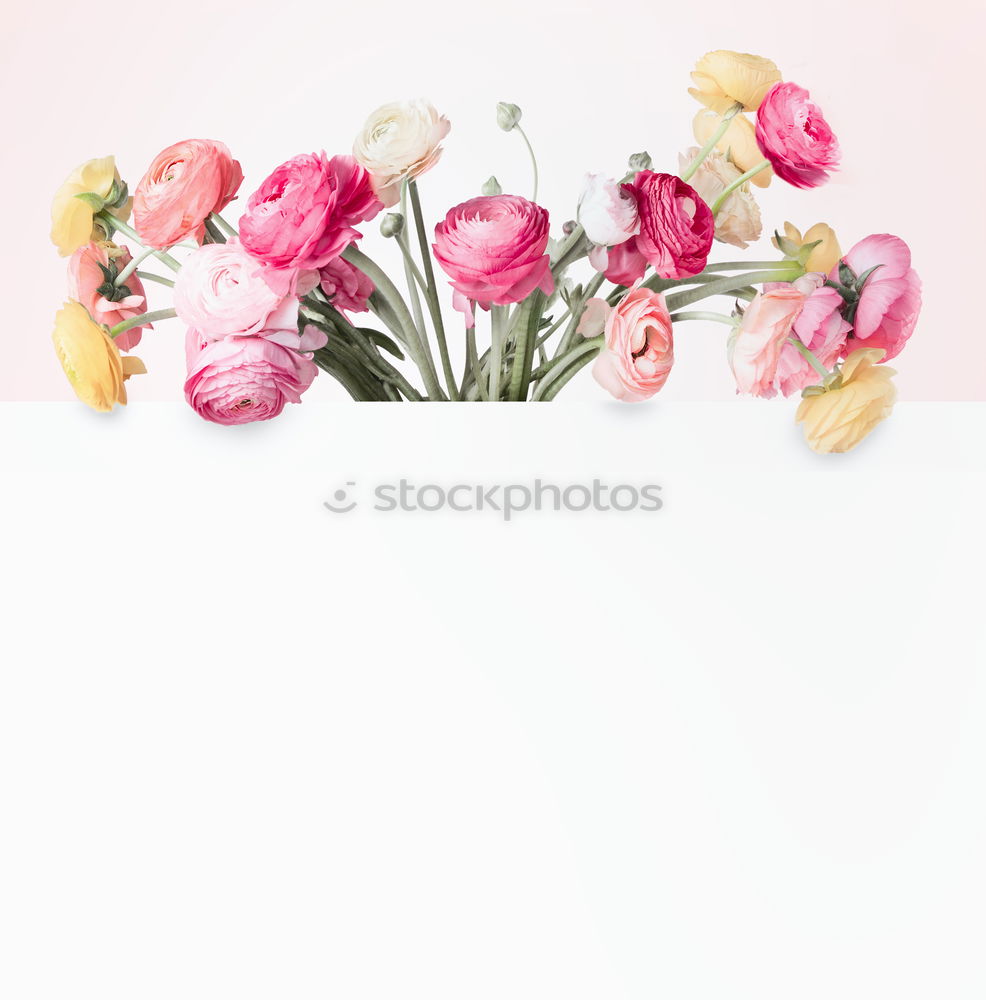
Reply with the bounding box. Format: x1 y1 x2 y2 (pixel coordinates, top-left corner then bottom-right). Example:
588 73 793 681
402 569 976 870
3 0 983 400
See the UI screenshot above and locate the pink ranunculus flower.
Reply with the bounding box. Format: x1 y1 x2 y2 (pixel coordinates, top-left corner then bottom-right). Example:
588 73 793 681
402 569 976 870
755 82 841 189
836 234 922 361
619 171 713 280
239 153 381 275
432 194 554 314
133 139 243 248
68 241 150 352
173 239 311 341
578 284 674 402
319 254 374 315
184 327 326 426
578 173 639 249
775 282 852 396
729 276 819 398
602 239 648 286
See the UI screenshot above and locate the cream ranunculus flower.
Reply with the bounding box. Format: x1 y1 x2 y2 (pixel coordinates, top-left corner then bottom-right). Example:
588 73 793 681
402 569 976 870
678 147 761 249
692 101 773 188
689 50 782 112
51 156 131 257
52 301 146 411
796 348 896 453
774 221 842 275
353 99 451 207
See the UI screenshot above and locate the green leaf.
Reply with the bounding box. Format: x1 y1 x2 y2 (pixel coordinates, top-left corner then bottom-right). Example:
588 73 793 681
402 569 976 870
73 191 106 210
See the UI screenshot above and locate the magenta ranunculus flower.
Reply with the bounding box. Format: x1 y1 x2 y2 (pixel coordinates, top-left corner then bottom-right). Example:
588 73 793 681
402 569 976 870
776 283 851 397
184 328 325 425
174 239 313 341
68 241 150 352
836 234 922 361
755 82 841 189
432 195 554 316
319 254 374 315
134 139 243 248
239 153 381 275
620 171 713 280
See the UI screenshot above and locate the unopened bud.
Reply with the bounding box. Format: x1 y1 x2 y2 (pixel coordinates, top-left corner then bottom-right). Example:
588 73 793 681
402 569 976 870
562 220 578 236
482 175 502 196
380 212 405 238
628 151 652 172
496 102 522 132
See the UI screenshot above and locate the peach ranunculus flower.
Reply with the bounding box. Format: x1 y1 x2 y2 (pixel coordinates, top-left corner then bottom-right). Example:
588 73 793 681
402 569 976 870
728 275 820 398
689 50 782 112
52 301 146 411
796 348 897 453
353 99 451 208
50 156 131 257
678 147 761 249
692 100 773 188
579 284 674 402
773 221 842 275
67 241 150 352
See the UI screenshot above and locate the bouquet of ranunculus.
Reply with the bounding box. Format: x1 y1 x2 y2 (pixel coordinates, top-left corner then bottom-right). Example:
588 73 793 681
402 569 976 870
49 50 921 453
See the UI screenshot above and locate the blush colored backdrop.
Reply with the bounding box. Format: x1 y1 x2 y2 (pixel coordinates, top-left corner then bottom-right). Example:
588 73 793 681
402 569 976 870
2 0 983 401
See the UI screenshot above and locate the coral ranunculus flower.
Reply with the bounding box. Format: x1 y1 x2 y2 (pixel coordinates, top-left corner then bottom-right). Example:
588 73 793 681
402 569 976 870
52 302 146 411
689 50 782 112
67 241 150 352
133 139 243 248
51 156 129 257
796 348 897 454
756 83 841 189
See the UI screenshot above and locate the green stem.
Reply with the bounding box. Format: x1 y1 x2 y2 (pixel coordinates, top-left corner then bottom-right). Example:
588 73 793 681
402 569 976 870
115 246 156 286
680 101 743 182
465 324 488 401
532 337 603 401
664 268 800 312
670 311 738 326
135 270 175 288
209 212 237 238
342 245 444 400
552 272 606 360
789 337 830 379
710 159 771 216
515 124 539 202
409 181 459 400
507 291 546 401
108 307 176 338
489 305 508 401
99 213 182 273
702 259 795 273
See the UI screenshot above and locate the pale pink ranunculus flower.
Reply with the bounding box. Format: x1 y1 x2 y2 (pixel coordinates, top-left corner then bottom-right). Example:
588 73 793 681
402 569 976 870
183 327 326 426
319 255 374 315
68 241 150 352
239 153 381 274
776 282 852 396
174 239 312 341
353 99 450 207
578 173 639 248
133 139 243 248
729 276 818 398
755 82 841 189
836 234 922 361
432 195 554 318
677 147 762 250
579 284 674 402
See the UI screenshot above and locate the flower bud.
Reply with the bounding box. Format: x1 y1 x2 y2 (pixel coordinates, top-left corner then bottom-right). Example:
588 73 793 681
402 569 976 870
628 151 652 172
496 102 522 132
562 220 578 236
380 212 405 238
482 175 503 196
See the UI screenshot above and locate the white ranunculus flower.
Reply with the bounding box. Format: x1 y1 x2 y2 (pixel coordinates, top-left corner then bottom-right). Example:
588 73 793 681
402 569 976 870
353 99 451 207
577 173 639 248
678 147 762 250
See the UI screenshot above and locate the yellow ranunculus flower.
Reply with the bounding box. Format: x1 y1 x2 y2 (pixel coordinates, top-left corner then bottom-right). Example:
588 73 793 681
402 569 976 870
50 156 131 257
776 222 842 275
796 349 897 454
52 302 146 412
692 102 772 188
689 50 782 112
